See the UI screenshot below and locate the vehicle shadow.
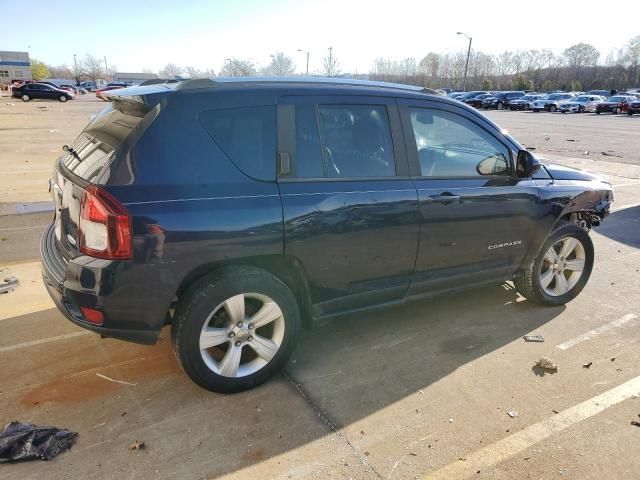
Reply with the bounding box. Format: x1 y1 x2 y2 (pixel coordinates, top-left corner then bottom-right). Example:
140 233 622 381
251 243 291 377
287 282 562 431
596 205 640 248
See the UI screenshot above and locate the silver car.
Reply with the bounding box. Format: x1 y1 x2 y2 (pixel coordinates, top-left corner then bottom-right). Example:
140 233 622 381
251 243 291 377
559 95 606 113
532 93 576 112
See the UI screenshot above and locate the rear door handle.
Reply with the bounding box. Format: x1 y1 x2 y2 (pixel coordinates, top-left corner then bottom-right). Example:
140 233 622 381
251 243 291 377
426 194 461 205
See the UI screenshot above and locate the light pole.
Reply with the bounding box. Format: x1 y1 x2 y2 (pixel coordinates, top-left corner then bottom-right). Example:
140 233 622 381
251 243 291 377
73 54 79 85
327 46 333 77
225 58 232 77
297 49 309 75
457 32 472 91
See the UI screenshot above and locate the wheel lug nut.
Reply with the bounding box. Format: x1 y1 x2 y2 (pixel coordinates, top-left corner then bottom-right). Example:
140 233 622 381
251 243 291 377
248 324 254 330
248 336 253 342
237 321 243 327
235 341 241 347
228 332 235 338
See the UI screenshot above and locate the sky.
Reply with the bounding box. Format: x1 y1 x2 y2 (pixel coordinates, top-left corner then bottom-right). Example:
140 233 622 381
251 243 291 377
3 0 638 75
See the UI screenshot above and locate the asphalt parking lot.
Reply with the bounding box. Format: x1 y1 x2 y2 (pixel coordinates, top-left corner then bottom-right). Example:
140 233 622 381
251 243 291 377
1 95 639 479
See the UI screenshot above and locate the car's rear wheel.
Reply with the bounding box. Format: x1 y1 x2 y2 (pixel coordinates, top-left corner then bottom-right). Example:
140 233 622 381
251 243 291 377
514 224 594 306
497 102 504 110
59 95 68 102
612 107 619 114
21 94 30 102
171 267 301 393
549 105 557 112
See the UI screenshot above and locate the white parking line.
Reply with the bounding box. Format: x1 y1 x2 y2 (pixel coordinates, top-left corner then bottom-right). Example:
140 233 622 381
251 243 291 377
611 201 640 212
557 314 638 350
0 331 91 353
424 375 640 480
612 182 640 188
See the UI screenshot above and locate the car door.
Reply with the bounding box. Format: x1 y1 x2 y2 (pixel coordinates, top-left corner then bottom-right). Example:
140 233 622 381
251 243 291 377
277 95 419 317
397 98 540 295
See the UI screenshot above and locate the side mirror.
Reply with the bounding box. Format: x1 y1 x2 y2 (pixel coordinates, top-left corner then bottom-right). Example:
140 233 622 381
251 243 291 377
62 144 70 152
516 150 542 178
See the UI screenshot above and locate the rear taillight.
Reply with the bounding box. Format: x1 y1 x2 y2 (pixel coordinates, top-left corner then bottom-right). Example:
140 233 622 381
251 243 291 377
79 186 132 260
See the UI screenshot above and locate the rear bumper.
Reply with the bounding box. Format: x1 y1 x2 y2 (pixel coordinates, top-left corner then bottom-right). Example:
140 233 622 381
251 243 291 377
40 224 166 345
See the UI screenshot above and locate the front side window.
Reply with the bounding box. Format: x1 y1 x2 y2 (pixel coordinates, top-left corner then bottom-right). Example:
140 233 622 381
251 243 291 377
409 108 510 177
318 105 395 178
200 105 276 181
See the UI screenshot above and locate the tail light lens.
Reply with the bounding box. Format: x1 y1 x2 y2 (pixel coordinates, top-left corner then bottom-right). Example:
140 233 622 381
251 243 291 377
79 186 132 259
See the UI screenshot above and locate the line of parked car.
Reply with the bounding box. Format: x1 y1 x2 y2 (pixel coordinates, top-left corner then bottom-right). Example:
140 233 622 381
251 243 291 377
448 89 640 115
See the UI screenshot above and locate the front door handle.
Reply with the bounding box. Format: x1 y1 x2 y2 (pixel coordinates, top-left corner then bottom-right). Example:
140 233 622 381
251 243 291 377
427 194 461 205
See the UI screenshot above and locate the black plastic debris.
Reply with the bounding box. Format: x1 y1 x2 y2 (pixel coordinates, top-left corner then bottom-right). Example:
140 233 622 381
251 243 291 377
0 421 78 462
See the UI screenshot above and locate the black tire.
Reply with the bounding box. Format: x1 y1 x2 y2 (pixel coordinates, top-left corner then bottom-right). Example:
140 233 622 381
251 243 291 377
596 111 601 114
171 267 301 393
21 94 30 102
612 107 619 114
59 95 68 102
497 102 504 110
514 224 594 306
549 104 557 112
578 105 585 113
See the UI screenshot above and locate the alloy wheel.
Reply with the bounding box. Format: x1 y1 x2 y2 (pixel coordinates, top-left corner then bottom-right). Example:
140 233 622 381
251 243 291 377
539 237 586 297
199 293 285 378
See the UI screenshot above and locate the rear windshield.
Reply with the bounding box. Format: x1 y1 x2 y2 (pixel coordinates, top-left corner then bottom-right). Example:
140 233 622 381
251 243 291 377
61 104 147 183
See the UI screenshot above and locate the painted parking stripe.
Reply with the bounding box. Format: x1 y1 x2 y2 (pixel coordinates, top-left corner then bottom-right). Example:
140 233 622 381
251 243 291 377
611 201 640 212
557 313 638 350
0 331 91 353
424 375 640 480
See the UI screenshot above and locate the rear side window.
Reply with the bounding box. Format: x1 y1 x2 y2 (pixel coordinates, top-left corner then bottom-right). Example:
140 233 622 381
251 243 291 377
200 106 276 181
62 104 146 184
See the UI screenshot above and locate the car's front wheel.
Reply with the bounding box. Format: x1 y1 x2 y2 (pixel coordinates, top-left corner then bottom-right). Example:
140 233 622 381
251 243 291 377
514 224 594 306
549 105 557 112
21 94 30 102
172 267 301 393
59 95 68 102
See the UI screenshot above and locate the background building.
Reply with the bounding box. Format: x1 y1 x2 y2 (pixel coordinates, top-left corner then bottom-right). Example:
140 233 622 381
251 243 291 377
0 51 32 83
112 72 159 85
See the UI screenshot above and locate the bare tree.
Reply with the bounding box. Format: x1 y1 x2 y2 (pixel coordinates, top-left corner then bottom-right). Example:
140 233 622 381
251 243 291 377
159 63 183 79
48 64 74 80
220 58 256 77
419 53 440 79
322 48 340 77
563 43 600 68
81 54 104 81
184 66 203 78
262 52 296 76
621 35 640 85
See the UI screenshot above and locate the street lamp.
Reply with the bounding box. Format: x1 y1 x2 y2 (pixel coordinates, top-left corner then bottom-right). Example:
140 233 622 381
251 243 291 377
297 49 309 76
225 58 232 77
457 32 472 92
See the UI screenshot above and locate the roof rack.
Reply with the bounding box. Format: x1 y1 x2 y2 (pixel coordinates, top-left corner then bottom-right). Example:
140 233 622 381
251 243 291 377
175 76 442 95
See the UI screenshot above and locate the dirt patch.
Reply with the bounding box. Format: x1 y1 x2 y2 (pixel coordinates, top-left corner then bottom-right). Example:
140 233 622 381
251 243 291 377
20 352 180 408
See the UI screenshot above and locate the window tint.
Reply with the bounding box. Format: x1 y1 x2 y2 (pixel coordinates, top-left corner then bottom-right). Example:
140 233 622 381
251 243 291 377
200 106 276 181
318 105 395 178
409 108 510 177
293 104 324 178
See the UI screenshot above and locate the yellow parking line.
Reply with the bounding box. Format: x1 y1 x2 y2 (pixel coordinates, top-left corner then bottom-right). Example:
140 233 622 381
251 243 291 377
424 375 640 480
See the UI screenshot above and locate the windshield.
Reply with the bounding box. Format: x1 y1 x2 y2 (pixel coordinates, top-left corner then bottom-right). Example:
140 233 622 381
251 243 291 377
608 96 625 102
575 96 591 102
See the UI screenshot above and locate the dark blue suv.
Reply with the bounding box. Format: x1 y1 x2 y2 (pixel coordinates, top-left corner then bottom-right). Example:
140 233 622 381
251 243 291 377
41 78 613 392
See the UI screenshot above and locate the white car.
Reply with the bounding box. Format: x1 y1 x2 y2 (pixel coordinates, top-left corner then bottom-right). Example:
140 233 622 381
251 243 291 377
559 95 606 113
532 93 576 112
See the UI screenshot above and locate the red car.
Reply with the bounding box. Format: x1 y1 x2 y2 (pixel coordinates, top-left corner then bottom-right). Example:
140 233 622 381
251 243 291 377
96 83 128 101
595 95 636 114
